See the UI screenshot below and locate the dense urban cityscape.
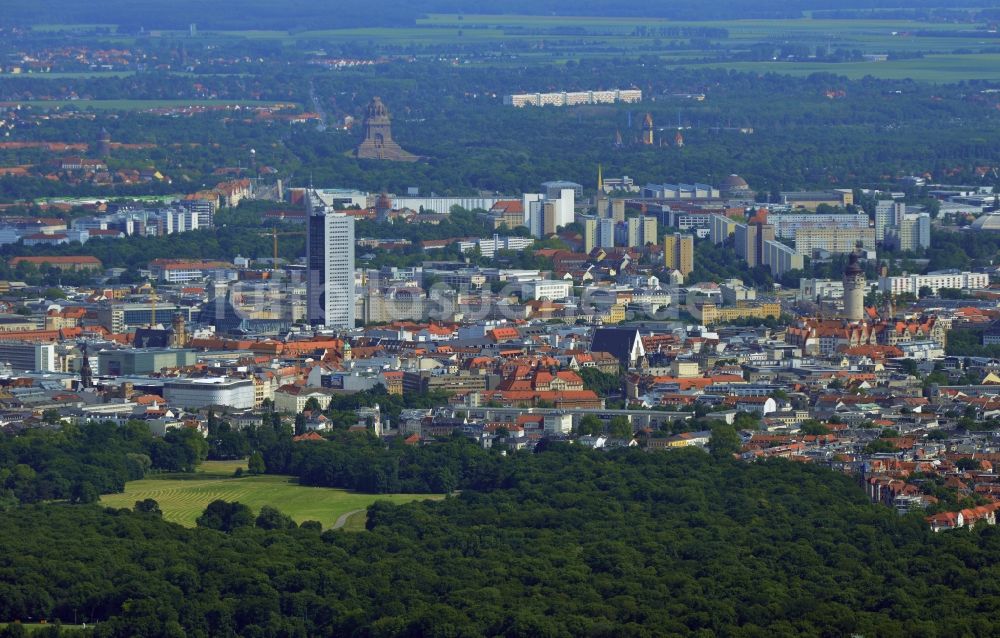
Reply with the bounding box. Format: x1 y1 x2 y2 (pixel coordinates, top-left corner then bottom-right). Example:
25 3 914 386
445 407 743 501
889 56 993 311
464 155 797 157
4 0 1000 635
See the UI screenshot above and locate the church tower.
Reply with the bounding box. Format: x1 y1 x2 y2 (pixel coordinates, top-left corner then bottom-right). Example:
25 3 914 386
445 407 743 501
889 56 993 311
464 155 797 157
641 113 654 145
79 343 93 389
595 164 608 217
170 313 187 348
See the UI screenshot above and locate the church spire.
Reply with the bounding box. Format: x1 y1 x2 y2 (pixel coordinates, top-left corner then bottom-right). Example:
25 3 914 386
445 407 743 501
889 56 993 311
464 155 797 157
597 164 603 193
79 342 93 389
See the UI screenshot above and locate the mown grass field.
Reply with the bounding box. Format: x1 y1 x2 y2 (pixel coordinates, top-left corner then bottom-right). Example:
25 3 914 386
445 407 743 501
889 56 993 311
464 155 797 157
0 624 88 634
100 460 442 529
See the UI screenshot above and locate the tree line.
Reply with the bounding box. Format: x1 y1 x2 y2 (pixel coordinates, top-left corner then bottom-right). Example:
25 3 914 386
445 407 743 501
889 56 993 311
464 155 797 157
3 444 1000 635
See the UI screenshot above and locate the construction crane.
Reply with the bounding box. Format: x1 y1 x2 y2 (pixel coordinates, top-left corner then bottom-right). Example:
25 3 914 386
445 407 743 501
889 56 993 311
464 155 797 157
259 228 305 265
149 286 157 328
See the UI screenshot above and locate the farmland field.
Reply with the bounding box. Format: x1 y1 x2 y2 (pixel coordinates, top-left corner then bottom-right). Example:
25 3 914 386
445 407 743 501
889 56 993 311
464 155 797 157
100 460 443 529
8 99 297 110
687 53 1000 82
14 15 1000 81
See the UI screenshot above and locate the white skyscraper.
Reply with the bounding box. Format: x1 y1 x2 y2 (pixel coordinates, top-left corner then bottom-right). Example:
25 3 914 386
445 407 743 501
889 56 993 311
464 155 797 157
307 190 356 329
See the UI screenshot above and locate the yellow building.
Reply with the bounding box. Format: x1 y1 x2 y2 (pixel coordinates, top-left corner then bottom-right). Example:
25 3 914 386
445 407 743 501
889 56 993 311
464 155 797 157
602 304 627 324
694 301 781 326
663 233 694 276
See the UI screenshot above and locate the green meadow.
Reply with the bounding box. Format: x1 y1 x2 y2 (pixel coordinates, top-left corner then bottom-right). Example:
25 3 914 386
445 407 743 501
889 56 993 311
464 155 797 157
100 460 442 529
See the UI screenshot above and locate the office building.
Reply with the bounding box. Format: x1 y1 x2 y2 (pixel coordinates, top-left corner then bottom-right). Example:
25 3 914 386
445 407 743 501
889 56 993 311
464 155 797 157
307 190 356 329
97 348 197 376
180 198 216 229
163 378 256 410
522 280 573 301
663 233 694 276
98 304 198 333
0 341 56 372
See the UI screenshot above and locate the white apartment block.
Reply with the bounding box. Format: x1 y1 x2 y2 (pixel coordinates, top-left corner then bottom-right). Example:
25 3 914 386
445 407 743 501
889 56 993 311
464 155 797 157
879 271 989 295
526 189 575 237
875 200 905 242
393 196 501 213
626 216 658 247
708 214 737 244
762 239 804 277
458 236 535 258
504 89 642 107
795 227 876 254
769 213 870 239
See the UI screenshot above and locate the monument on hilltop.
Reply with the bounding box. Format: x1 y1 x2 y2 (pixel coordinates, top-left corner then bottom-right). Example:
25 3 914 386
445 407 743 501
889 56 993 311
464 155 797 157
354 97 418 162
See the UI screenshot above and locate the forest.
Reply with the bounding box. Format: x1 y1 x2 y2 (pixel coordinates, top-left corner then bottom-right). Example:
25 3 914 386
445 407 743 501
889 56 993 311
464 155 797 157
4 62 1000 201
2 444 1000 636
0 420 207 505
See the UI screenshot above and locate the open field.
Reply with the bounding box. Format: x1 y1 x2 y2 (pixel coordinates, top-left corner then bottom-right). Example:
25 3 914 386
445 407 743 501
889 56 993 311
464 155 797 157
31 23 118 32
0 624 88 633
686 53 1000 82
30 14 994 81
179 16 966 46
8 99 297 110
100 460 442 529
0 71 136 79
171 15 1000 81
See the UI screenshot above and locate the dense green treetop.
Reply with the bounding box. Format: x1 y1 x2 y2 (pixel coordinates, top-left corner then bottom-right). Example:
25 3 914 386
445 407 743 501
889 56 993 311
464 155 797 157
1 445 1000 635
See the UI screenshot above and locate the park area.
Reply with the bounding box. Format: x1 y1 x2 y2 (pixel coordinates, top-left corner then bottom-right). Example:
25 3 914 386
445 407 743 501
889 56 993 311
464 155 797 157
100 460 442 530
